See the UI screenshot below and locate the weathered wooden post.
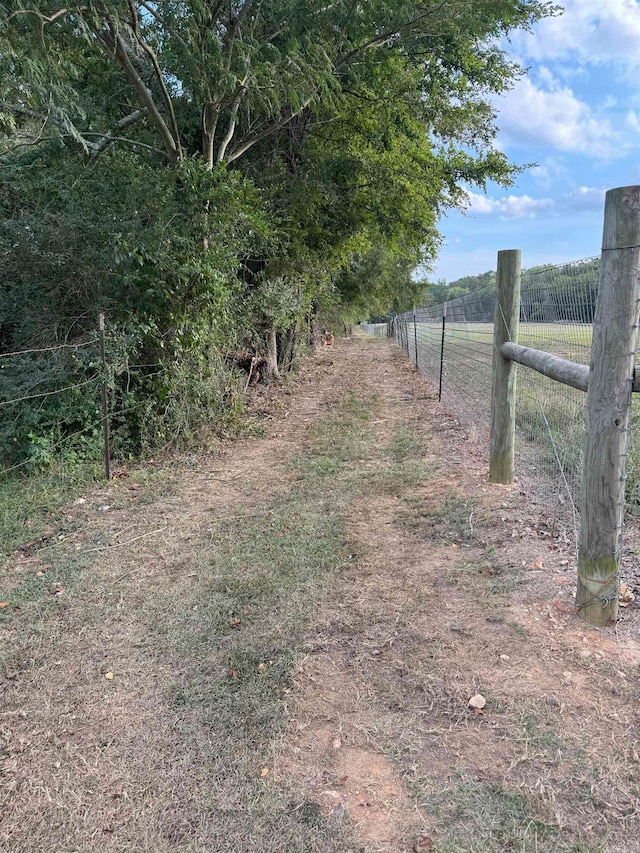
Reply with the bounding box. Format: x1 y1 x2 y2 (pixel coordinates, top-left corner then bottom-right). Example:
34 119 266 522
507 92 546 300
489 250 521 483
413 307 419 369
577 186 640 626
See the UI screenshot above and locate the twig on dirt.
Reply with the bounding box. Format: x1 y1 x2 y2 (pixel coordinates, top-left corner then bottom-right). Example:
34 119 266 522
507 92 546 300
82 527 168 554
111 522 139 540
468 511 474 535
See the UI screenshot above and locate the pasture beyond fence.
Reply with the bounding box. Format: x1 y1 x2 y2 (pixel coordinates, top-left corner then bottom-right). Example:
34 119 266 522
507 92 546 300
390 185 640 626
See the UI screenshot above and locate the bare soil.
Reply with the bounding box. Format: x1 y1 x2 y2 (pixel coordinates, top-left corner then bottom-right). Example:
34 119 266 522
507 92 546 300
1 335 638 853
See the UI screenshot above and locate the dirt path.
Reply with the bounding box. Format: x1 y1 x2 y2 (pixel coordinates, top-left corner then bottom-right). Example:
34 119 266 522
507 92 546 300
1 336 638 853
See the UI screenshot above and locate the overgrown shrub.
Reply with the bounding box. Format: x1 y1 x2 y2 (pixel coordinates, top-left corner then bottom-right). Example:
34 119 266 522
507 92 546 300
0 152 269 468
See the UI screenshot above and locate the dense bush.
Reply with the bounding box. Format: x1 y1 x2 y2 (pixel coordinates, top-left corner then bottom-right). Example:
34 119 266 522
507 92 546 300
0 154 268 466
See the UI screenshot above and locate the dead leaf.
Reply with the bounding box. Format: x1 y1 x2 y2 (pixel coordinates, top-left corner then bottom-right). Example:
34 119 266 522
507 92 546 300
260 767 269 777
105 672 114 680
0 602 10 608
413 837 434 852
337 775 348 786
129 482 141 490
230 618 241 628
534 559 543 569
227 669 238 678
619 583 635 606
257 663 266 670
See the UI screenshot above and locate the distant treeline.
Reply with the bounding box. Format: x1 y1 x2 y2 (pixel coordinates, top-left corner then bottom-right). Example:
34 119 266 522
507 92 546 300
419 258 599 324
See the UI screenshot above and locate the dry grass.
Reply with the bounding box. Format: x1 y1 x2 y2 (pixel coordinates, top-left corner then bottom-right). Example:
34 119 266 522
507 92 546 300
1 337 639 853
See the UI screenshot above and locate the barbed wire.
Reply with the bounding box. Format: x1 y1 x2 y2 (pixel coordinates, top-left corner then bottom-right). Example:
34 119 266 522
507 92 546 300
0 374 100 409
0 396 154 478
0 338 99 359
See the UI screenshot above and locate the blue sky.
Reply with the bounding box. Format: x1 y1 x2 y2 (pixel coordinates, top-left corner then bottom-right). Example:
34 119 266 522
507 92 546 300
431 0 640 283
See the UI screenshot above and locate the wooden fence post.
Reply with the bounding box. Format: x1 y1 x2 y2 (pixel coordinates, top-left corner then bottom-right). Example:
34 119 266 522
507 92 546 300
489 249 521 483
577 186 640 626
413 306 419 369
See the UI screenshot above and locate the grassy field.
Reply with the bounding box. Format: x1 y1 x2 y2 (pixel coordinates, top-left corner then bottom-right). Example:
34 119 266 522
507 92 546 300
409 320 640 512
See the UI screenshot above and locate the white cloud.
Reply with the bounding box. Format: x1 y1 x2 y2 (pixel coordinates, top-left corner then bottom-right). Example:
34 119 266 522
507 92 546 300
529 156 568 189
563 186 607 212
494 76 626 159
510 0 640 81
625 110 640 130
465 191 554 219
463 186 607 220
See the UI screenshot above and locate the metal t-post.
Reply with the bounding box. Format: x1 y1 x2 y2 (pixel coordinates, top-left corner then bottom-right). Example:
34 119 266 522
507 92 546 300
438 302 446 402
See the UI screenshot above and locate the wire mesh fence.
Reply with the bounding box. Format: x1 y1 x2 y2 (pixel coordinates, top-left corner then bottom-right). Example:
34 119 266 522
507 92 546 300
0 315 260 480
390 257 629 527
358 323 389 337
0 320 186 479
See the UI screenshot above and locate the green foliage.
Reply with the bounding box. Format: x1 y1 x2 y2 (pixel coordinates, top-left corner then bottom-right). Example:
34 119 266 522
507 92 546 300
0 0 560 472
0 153 267 466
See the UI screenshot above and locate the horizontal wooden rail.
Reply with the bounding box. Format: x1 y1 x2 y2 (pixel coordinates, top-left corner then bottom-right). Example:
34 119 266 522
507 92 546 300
501 342 640 394
500 342 589 391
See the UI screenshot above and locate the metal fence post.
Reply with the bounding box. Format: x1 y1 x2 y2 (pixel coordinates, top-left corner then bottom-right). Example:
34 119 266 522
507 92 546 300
438 301 446 402
489 250 521 484
577 185 640 626
98 313 110 480
413 307 418 370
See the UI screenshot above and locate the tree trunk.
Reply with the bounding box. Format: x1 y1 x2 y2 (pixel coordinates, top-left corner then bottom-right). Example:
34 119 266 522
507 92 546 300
280 323 298 372
266 326 280 379
203 103 217 170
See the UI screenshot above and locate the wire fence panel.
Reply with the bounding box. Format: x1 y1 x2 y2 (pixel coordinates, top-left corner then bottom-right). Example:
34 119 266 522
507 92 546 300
391 257 638 527
515 260 598 521
358 323 389 337
413 288 496 444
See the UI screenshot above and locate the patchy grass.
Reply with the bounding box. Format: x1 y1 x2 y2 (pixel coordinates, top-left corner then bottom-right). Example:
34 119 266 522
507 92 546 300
0 455 177 559
399 490 477 543
140 391 380 849
0 380 378 853
391 424 425 462
0 462 98 556
408 773 561 852
3 338 639 853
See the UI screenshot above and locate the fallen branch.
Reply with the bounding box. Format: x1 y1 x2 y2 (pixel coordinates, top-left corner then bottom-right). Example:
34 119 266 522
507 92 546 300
82 526 168 554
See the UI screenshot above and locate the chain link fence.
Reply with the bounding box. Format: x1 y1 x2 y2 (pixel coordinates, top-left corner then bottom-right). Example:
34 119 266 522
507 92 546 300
392 257 640 526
